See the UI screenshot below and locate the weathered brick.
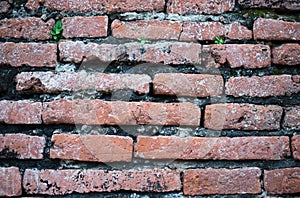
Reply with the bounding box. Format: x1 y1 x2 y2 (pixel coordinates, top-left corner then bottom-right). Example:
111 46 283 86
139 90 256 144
292 135 300 160
16 71 151 94
272 43 300 65
23 169 181 195
284 106 300 130
0 100 42 124
204 103 283 130
184 168 261 195
254 18 300 40
264 168 300 194
238 0 300 10
0 167 22 197
26 0 164 12
0 17 54 40
226 75 300 97
167 0 235 15
62 16 108 38
227 22 253 40
0 42 57 67
42 99 201 126
50 134 133 162
0 134 45 159
153 73 224 97
134 136 290 160
0 1 10 13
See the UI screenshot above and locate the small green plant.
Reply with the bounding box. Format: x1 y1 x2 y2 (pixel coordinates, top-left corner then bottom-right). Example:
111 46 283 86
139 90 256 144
214 36 224 44
138 36 148 44
51 20 63 41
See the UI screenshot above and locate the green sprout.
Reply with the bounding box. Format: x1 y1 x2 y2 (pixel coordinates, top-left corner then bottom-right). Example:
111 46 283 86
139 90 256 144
50 20 63 41
214 36 225 44
138 36 148 44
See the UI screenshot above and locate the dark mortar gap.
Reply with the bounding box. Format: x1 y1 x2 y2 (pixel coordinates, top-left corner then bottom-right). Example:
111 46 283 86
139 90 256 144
0 37 57 43
164 0 169 14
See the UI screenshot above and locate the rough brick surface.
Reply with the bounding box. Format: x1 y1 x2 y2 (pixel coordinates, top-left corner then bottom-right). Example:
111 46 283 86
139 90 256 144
135 136 290 160
0 17 54 40
284 106 300 130
0 134 45 159
264 168 300 194
42 99 201 126
23 169 181 195
167 0 235 15
62 16 108 38
16 71 151 94
292 135 300 160
0 1 10 13
0 42 57 67
226 75 300 97
50 134 133 162
26 0 165 13
0 167 22 197
272 43 300 65
153 73 224 97
254 18 300 40
0 100 42 124
184 168 261 195
204 103 283 130
238 0 300 10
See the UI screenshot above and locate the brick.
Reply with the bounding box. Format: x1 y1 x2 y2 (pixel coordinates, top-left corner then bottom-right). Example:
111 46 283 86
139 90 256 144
16 71 151 94
204 103 283 130
0 17 54 40
284 106 300 130
226 75 300 97
153 73 224 97
0 100 42 124
254 18 300 40
0 42 57 67
226 22 253 40
292 135 300 160
0 167 22 197
42 99 201 126
62 16 108 38
264 168 300 194
167 0 235 15
23 169 181 195
0 1 10 13
184 168 261 195
134 136 290 160
238 0 300 10
50 134 133 162
0 134 45 159
26 0 164 13
272 43 300 65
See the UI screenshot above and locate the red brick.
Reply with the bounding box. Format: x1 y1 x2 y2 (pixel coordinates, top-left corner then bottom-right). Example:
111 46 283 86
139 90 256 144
0 42 57 67
26 0 164 13
227 22 253 40
204 103 283 130
238 0 300 10
50 134 133 162
0 167 22 197
0 17 54 40
226 75 300 97
15 71 151 94
284 106 300 130
0 100 42 124
62 16 108 38
135 136 290 160
23 169 181 195
292 135 300 160
184 168 261 195
254 18 300 40
153 73 224 97
0 1 10 13
167 0 235 15
0 134 45 159
42 99 201 126
272 43 300 65
264 168 300 194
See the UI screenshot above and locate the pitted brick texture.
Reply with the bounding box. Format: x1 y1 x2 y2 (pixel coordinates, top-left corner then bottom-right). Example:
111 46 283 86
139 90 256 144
292 135 300 160
238 0 300 10
283 106 300 130
272 43 300 65
0 167 22 197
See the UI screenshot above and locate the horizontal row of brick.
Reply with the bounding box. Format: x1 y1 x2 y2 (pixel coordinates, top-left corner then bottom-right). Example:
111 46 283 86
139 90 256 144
1 166 299 196
0 100 299 130
1 133 299 161
1 41 299 67
1 17 299 41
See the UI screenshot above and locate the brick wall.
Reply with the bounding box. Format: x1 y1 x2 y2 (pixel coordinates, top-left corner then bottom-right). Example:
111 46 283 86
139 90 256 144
0 0 299 197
